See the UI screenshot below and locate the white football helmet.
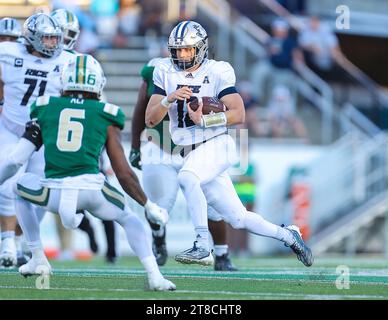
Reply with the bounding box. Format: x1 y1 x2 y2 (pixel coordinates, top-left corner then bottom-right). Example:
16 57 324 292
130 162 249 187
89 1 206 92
0 17 22 39
61 54 106 98
168 20 208 71
51 9 80 50
23 13 63 58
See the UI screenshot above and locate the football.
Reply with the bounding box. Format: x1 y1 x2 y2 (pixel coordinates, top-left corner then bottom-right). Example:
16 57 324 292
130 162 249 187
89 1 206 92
188 96 227 114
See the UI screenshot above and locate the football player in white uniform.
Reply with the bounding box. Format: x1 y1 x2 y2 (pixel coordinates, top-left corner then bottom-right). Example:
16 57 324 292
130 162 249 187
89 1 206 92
146 21 313 267
131 57 237 270
0 17 21 108
0 17 36 266
0 13 73 267
0 17 29 267
0 17 21 43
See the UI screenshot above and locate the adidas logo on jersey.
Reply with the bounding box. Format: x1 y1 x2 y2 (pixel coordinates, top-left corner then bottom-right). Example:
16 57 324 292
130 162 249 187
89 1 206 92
34 59 43 64
185 73 193 78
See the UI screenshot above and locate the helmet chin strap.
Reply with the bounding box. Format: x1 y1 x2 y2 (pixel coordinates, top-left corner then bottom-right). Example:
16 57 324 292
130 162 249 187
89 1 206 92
177 57 196 71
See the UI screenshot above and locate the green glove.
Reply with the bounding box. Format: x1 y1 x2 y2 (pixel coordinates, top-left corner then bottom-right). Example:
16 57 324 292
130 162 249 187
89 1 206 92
129 148 142 170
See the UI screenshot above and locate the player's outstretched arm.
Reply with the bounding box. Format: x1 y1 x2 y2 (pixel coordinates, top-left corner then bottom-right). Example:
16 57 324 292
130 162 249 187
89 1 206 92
106 125 148 205
129 81 149 170
106 125 169 226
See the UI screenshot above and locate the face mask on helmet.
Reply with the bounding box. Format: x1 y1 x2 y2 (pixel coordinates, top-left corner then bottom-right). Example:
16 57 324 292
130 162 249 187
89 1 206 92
168 21 208 71
23 13 63 58
50 9 80 50
0 17 22 39
61 54 106 98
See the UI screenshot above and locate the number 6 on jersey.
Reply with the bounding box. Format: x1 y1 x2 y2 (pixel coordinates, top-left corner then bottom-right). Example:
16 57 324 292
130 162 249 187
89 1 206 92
56 108 85 152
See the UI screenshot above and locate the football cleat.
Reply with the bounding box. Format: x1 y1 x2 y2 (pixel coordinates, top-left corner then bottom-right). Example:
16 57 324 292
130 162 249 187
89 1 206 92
148 275 176 291
19 255 52 277
152 233 168 266
175 241 214 266
284 225 314 267
106 255 117 264
0 238 17 268
16 253 31 267
214 253 238 271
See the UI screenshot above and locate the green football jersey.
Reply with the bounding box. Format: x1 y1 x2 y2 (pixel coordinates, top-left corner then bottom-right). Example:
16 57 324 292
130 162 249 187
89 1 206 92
141 59 176 152
30 95 125 179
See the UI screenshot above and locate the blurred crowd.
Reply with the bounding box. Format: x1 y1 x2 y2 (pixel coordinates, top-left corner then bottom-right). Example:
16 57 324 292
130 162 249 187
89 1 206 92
51 0 348 143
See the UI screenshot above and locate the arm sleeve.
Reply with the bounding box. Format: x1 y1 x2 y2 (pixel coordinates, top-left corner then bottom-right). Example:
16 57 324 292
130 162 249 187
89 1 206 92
216 62 237 99
217 62 236 92
152 65 166 93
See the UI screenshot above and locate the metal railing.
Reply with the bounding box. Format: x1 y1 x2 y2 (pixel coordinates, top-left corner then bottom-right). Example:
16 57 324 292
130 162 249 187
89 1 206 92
307 131 388 253
339 102 382 138
197 0 335 144
258 0 388 109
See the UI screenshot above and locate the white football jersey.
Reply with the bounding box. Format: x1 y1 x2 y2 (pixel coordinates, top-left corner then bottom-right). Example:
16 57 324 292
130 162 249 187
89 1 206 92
153 58 237 146
0 42 74 127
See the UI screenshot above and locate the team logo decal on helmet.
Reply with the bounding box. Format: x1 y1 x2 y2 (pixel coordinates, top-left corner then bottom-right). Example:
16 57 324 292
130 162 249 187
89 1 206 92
61 54 106 97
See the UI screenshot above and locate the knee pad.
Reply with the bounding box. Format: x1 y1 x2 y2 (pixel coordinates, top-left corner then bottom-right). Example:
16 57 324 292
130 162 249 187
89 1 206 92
177 170 201 192
223 210 246 229
229 217 245 229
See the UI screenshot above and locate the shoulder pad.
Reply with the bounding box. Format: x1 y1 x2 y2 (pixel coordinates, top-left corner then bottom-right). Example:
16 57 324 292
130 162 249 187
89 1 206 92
103 103 119 116
36 95 50 106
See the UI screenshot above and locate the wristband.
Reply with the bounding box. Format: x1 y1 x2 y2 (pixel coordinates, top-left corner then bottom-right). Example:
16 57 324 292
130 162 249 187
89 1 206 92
201 112 227 128
161 96 173 109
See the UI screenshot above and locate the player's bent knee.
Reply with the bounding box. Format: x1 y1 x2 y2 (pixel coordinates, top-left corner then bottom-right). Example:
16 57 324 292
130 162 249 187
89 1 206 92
229 217 245 229
177 170 201 192
223 210 247 229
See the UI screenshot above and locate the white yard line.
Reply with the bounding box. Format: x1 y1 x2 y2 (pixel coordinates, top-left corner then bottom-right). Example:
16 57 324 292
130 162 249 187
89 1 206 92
0 285 385 300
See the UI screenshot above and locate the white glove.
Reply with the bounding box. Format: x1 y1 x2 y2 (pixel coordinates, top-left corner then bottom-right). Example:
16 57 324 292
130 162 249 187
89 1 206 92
144 200 169 227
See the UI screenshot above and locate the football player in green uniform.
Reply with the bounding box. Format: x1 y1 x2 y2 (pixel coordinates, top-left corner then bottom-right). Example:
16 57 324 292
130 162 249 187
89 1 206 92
0 54 176 291
51 8 117 264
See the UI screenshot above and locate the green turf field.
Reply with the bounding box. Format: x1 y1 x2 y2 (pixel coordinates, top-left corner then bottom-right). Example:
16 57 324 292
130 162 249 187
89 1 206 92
0 255 387 300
